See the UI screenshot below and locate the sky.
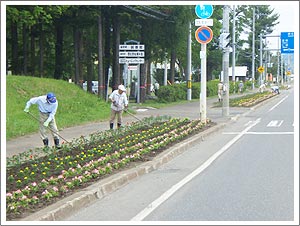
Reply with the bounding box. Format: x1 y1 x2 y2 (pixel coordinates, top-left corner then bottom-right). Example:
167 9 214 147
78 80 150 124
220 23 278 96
267 2 298 51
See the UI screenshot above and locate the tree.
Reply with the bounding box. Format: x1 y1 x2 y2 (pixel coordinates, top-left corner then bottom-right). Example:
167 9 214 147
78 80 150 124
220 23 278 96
236 5 279 80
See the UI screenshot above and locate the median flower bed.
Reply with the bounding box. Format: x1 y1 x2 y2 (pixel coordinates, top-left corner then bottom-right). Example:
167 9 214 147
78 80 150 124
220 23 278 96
6 115 215 220
230 91 276 107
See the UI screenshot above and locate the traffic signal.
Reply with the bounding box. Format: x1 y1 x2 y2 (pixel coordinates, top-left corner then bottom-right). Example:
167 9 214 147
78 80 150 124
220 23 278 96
219 32 230 49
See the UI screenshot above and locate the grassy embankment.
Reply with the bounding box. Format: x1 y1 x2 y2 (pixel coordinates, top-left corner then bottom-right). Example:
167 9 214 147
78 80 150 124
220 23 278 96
6 76 111 140
6 75 190 140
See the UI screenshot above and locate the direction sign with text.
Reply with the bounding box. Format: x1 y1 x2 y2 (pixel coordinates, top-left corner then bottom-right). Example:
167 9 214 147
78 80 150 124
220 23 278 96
119 58 144 64
281 32 294 54
119 44 144 50
119 51 145 57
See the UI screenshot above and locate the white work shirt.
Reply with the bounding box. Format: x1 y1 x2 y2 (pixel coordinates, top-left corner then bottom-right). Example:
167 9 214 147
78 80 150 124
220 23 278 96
25 95 58 121
109 90 128 111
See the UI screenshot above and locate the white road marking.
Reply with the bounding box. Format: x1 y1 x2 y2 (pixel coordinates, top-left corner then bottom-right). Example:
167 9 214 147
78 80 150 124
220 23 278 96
130 118 261 221
223 131 294 135
244 121 253 126
136 109 148 112
267 120 284 127
268 95 288 112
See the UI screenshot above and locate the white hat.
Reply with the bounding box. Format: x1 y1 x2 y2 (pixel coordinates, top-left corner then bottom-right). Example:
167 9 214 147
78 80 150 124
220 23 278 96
118 84 126 92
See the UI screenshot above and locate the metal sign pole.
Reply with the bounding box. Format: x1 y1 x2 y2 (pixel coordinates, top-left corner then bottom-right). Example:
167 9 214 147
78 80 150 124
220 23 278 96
200 44 207 123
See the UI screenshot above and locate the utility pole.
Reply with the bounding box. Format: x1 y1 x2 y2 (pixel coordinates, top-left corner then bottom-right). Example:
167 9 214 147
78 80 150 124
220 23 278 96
259 34 263 86
251 7 255 90
187 22 192 100
232 5 236 93
222 5 230 117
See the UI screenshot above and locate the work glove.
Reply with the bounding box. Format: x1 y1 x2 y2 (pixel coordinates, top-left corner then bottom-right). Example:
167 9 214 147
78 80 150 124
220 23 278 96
24 107 29 113
43 120 50 127
124 105 128 110
113 101 118 107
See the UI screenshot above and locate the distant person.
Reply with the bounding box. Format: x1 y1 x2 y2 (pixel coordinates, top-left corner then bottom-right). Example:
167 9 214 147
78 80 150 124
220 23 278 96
271 84 280 94
109 84 128 129
238 81 244 94
217 81 223 102
24 92 60 148
259 83 267 93
154 81 160 96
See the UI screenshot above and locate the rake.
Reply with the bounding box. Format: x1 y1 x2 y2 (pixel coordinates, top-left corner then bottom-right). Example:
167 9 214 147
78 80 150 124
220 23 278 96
26 111 70 144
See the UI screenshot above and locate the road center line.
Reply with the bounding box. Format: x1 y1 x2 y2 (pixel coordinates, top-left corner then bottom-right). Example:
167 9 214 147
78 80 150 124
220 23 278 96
130 118 261 221
268 95 288 112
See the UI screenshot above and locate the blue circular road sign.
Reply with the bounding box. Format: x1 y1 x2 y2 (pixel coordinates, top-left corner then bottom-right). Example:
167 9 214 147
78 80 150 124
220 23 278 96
195 26 213 44
195 5 213 19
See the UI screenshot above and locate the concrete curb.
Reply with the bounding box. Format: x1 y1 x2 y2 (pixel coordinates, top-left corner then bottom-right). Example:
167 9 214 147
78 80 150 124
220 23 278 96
21 122 226 221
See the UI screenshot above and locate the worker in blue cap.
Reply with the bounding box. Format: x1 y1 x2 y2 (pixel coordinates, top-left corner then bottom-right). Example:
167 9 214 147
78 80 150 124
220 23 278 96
24 92 60 148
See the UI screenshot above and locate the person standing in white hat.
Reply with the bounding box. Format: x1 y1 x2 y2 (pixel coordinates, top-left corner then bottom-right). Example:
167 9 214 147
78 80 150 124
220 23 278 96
108 84 128 129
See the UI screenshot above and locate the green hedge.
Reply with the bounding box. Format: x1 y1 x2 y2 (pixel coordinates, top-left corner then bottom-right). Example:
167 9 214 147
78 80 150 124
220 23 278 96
156 80 252 102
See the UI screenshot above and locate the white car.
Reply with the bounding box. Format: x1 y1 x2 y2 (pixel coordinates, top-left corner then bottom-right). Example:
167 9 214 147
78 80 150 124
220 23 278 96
82 81 98 94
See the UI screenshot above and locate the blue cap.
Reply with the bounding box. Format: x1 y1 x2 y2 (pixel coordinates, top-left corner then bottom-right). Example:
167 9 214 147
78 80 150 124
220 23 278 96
46 92 57 103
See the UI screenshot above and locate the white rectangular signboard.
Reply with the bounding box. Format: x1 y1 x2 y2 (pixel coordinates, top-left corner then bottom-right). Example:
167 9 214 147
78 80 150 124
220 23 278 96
195 19 213 26
119 51 145 57
119 58 145 64
119 44 145 50
128 65 138 70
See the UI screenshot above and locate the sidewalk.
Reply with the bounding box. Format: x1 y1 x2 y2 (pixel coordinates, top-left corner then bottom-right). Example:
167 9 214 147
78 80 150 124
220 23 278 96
6 89 258 158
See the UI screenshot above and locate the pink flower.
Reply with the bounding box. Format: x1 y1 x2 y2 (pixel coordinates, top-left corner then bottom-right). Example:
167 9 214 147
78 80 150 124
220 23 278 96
6 193 12 197
52 187 59 192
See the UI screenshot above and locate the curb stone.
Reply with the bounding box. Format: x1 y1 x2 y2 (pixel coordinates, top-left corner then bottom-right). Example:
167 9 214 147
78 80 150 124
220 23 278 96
21 122 226 221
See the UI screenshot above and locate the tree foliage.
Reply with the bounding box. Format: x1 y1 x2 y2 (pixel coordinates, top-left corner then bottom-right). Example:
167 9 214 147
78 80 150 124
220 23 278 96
5 4 280 101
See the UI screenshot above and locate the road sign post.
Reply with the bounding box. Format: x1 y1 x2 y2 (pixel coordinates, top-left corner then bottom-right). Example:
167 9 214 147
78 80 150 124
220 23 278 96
119 40 145 103
195 4 213 123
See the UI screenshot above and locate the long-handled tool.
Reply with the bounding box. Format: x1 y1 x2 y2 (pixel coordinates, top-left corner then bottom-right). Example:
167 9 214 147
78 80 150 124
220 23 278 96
124 109 152 128
26 111 70 143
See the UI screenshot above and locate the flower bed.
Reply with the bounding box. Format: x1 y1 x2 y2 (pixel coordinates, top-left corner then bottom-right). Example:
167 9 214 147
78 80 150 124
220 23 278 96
229 91 276 107
6 115 215 220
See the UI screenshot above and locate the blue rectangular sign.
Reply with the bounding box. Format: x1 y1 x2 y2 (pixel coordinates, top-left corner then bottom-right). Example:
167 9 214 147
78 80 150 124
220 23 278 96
281 32 294 54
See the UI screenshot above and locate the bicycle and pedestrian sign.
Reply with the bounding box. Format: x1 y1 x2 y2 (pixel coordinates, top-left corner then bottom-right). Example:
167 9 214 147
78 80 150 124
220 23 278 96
195 5 213 19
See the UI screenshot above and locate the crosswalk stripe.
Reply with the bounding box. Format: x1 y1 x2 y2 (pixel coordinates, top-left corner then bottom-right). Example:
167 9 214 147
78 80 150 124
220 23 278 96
267 120 283 127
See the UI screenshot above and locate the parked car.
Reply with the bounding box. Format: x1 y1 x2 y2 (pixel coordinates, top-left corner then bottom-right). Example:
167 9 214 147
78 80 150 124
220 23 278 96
82 81 98 94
